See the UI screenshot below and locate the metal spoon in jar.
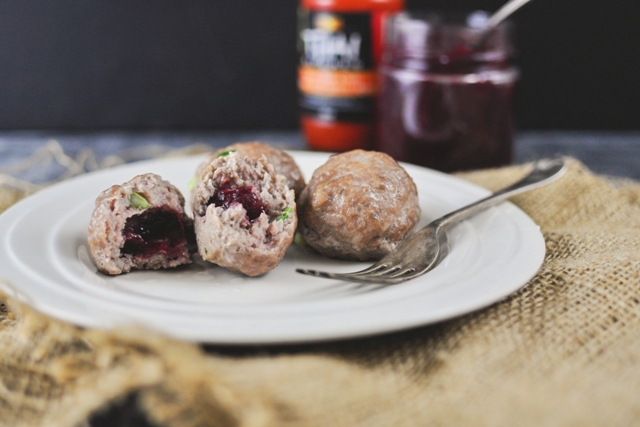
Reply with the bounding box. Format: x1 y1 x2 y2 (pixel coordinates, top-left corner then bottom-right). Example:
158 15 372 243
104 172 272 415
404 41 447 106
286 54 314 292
473 0 533 48
488 0 533 28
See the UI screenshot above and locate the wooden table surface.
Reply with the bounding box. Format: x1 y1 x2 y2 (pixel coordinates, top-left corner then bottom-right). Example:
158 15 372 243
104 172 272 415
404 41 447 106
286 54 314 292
1 130 640 181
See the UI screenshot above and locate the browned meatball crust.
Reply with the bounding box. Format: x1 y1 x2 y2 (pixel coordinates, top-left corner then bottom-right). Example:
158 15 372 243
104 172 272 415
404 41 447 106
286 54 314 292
192 151 297 277
298 150 420 261
88 173 192 275
206 142 305 197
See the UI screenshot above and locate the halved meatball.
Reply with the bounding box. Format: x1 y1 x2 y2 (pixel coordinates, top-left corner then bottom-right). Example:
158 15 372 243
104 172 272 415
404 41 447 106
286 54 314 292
298 150 420 261
192 151 296 276
88 173 192 275
196 141 305 197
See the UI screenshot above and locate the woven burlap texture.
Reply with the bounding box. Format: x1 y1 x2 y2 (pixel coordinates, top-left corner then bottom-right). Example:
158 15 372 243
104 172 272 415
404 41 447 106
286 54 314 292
1 157 640 427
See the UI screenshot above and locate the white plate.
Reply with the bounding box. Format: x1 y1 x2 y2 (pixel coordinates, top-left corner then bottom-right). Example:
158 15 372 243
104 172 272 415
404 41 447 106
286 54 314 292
0 152 544 343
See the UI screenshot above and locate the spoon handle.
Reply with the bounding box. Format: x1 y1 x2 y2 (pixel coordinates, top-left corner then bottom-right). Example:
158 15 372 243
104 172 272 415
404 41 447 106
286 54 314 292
436 158 567 228
487 0 533 28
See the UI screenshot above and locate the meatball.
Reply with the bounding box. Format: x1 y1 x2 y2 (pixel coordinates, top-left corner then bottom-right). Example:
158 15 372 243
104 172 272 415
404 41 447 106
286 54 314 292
198 141 305 197
88 173 193 275
298 150 420 261
192 151 297 276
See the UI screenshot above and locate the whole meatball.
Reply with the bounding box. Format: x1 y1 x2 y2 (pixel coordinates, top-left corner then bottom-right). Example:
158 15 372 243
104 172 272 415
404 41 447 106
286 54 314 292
298 150 421 261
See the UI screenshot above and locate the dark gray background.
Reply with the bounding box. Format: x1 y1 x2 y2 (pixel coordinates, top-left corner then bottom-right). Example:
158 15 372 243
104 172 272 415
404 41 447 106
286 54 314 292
0 0 637 130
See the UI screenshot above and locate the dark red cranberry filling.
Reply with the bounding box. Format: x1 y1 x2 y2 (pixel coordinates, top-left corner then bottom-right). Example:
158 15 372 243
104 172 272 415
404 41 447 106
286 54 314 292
207 185 268 222
121 206 187 259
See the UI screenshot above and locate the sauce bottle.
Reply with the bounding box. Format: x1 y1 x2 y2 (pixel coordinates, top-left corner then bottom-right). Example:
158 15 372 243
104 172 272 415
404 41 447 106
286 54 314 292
298 0 404 152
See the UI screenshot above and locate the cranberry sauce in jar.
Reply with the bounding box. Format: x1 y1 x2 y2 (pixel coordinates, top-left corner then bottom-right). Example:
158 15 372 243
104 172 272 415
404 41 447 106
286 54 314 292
376 11 518 172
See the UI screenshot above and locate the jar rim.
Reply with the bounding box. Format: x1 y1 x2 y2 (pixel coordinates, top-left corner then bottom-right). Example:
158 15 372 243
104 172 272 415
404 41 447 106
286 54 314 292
390 9 515 29
383 10 515 70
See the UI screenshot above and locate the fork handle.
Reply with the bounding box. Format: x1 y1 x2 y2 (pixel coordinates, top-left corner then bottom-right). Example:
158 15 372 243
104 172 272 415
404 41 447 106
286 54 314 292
436 158 567 228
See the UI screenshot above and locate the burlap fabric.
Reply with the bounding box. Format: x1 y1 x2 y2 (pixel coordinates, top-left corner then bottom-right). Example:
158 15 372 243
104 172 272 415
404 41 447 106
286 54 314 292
1 157 640 427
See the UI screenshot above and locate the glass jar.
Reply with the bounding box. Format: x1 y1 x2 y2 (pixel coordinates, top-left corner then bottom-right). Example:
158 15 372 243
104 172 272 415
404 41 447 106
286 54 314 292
376 11 519 172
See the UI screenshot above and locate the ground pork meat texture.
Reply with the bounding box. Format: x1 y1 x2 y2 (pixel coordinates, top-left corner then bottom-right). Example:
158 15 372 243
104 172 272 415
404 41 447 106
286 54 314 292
196 141 305 197
88 173 192 275
298 149 421 261
192 151 297 277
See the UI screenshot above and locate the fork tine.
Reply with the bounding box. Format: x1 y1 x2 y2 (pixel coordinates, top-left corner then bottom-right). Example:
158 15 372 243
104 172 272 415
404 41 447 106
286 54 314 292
383 267 417 278
295 268 424 284
356 264 401 277
349 262 388 276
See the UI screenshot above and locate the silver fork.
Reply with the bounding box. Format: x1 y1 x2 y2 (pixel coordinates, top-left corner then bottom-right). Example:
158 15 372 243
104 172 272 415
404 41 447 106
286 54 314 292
296 158 567 284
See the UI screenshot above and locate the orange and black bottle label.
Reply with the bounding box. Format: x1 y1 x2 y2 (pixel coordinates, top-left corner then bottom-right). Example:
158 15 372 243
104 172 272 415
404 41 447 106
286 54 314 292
298 9 377 123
